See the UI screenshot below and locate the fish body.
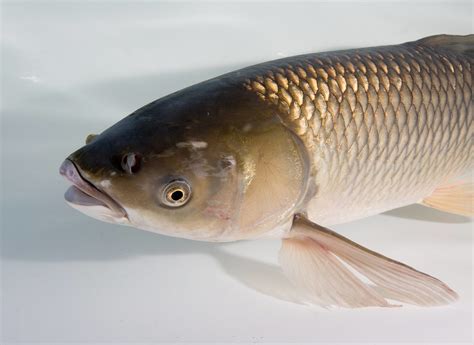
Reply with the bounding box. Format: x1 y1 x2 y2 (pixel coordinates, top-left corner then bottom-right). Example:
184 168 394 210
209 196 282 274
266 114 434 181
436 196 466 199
241 35 473 225
61 35 473 308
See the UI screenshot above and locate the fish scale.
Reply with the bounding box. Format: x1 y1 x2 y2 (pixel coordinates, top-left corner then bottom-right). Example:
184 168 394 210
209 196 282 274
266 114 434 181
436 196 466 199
244 41 472 224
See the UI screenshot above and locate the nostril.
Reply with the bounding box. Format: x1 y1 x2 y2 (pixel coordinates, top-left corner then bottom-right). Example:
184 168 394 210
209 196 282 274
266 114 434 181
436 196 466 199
121 153 141 174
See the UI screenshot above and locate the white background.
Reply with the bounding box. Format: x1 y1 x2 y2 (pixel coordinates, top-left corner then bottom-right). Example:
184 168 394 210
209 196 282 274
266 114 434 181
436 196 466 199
1 1 473 344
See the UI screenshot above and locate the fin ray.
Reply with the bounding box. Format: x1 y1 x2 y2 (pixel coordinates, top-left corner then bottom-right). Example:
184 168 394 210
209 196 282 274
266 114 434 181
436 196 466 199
421 180 473 217
279 215 458 308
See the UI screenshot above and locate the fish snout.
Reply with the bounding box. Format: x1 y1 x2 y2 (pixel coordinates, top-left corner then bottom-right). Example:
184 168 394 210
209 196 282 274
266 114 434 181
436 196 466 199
60 159 128 220
60 159 81 185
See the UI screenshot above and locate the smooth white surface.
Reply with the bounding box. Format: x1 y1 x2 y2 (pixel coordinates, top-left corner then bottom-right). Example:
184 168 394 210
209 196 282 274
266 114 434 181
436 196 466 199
1 1 473 344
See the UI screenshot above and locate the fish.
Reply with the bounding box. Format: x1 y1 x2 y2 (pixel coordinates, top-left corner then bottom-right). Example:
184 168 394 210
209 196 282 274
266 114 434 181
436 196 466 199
60 34 473 308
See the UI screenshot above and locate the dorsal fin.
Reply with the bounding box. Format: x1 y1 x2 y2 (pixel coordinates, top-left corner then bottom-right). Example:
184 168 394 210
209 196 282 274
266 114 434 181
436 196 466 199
415 34 474 57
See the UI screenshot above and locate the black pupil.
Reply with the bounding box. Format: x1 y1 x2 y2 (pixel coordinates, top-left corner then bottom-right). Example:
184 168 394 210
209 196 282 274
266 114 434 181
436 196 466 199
171 190 184 201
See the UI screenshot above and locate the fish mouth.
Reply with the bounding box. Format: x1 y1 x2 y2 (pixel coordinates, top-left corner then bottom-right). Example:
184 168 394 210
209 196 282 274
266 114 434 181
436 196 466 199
60 159 127 220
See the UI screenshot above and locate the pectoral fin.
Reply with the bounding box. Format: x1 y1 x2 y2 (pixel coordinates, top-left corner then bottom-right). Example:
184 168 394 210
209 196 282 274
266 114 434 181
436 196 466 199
421 180 473 217
279 214 458 308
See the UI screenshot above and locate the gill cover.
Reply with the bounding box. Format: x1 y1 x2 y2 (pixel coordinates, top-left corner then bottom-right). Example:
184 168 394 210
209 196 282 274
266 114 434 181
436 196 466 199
231 122 310 238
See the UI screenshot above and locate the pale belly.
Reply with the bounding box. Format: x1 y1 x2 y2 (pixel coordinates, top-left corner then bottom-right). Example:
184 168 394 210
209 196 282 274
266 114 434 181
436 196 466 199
305 118 473 226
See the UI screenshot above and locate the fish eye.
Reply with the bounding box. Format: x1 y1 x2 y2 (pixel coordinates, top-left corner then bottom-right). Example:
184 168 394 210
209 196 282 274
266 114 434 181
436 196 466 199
161 179 191 207
121 153 141 174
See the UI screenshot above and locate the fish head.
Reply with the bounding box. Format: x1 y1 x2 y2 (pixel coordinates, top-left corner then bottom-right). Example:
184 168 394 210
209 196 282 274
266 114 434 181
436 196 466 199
61 81 310 241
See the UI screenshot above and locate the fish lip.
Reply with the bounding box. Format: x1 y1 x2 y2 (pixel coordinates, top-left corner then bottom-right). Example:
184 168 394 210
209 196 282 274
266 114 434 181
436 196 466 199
60 159 128 219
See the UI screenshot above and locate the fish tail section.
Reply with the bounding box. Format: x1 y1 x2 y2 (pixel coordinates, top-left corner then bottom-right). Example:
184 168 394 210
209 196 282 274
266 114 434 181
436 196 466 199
421 180 474 217
415 34 474 57
278 214 458 308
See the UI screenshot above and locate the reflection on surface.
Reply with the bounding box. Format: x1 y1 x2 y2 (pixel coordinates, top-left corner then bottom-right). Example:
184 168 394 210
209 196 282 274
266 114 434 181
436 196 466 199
383 204 470 224
210 247 306 305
